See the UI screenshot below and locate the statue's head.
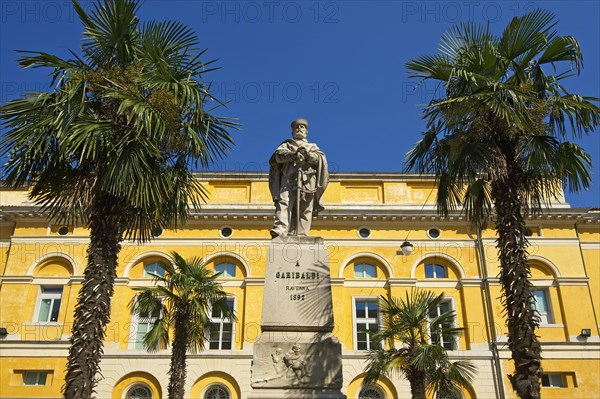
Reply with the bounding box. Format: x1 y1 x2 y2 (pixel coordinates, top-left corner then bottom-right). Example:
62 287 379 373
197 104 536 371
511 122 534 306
291 118 308 140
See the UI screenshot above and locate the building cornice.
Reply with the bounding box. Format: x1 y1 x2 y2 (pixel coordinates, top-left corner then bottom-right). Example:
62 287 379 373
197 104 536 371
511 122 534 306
2 206 596 224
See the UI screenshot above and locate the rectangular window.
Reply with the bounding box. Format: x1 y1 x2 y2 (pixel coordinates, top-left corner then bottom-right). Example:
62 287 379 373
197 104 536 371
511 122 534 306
36 287 63 323
354 263 376 278
531 289 553 324
425 264 447 278
428 300 455 350
209 299 235 350
132 307 160 350
542 373 567 388
23 371 48 386
354 299 379 350
215 263 236 278
143 262 165 278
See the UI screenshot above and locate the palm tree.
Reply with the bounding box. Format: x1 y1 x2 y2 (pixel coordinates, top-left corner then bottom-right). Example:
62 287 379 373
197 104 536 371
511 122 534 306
404 9 599 399
363 290 476 399
130 252 234 399
0 1 236 397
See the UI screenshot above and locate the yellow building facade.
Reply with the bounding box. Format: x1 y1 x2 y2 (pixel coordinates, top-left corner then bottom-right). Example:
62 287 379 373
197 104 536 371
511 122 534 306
1 172 599 399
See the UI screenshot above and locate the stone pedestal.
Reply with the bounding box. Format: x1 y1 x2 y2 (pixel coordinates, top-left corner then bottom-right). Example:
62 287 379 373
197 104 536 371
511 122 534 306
250 236 345 399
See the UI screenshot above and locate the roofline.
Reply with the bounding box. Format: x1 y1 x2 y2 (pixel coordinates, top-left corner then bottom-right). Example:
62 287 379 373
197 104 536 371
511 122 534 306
190 171 437 181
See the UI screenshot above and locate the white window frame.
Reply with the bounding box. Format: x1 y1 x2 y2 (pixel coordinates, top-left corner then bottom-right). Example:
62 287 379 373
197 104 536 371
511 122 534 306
23 370 48 386
33 286 63 324
352 297 380 351
143 262 165 278
531 288 554 325
542 373 567 388
425 263 448 279
128 301 161 350
354 263 377 278
215 262 236 278
428 297 457 350
208 297 236 350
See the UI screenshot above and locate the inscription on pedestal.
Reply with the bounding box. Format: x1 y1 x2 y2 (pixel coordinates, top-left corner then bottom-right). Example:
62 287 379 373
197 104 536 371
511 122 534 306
261 239 333 331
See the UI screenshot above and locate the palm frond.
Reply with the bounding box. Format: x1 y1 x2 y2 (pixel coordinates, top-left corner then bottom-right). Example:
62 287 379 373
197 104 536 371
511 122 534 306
498 9 556 61
73 0 141 66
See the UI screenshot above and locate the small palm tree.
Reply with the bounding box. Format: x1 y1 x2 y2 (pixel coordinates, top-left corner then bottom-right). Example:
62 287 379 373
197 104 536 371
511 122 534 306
0 1 236 397
363 290 476 399
130 252 234 399
405 9 599 398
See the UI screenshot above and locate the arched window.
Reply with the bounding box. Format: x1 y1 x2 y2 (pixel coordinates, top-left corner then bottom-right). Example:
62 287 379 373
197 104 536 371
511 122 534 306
425 263 447 278
204 384 230 399
354 263 376 278
143 262 165 278
215 262 236 278
125 383 152 399
359 385 386 399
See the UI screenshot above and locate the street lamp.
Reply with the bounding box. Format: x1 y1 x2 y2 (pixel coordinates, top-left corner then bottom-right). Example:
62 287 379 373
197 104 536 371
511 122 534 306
400 241 414 256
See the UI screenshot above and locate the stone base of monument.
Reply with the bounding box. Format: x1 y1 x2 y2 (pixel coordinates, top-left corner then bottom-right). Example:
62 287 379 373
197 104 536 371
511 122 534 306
250 237 346 399
249 331 344 398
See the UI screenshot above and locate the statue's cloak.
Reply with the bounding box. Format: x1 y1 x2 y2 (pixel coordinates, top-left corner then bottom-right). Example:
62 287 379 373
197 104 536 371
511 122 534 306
268 139 329 213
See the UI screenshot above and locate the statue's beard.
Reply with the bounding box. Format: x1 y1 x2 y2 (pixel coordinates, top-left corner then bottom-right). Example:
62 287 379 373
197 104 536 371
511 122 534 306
293 131 307 140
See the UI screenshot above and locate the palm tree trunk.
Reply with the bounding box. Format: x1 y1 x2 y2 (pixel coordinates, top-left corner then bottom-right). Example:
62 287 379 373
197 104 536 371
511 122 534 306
168 307 190 399
408 368 427 399
64 194 125 399
493 172 542 399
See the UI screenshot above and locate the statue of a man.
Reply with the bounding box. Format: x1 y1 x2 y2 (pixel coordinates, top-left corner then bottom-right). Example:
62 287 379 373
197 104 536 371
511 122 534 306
269 118 328 238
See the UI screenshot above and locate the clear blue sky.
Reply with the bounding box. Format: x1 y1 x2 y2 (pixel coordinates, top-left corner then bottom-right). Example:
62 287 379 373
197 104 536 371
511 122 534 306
1 1 599 207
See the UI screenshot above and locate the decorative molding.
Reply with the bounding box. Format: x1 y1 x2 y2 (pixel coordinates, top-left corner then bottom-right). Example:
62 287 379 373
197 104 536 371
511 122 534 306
482 237 582 246
580 243 600 250
527 255 561 277
242 277 265 286
214 279 245 287
387 278 417 287
0 275 34 284
10 236 90 244
114 277 130 286
342 280 388 288
27 252 78 276
460 278 483 287
30 278 70 285
416 280 461 289
556 277 590 286
530 279 555 287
